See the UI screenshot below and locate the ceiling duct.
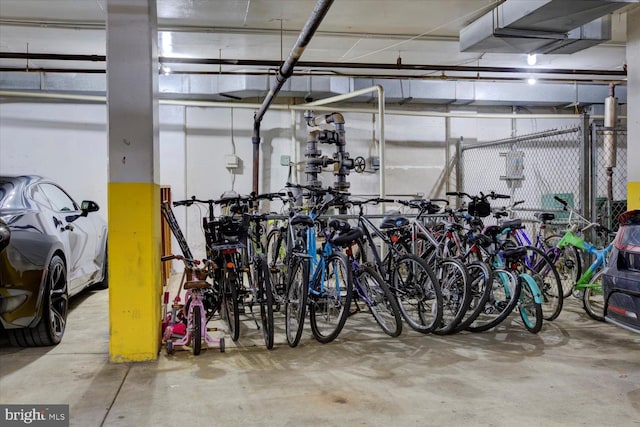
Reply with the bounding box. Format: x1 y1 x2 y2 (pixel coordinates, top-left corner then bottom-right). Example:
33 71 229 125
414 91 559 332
460 0 638 54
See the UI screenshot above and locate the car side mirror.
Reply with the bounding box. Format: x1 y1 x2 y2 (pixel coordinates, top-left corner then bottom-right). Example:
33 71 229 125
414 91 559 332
81 200 100 216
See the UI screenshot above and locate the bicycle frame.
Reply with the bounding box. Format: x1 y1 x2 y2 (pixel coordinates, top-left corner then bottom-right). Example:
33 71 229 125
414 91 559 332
557 230 612 290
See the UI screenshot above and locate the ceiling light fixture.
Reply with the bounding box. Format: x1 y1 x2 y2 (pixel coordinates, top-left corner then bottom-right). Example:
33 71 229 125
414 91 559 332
160 32 173 56
161 64 171 75
527 54 537 66
527 77 536 85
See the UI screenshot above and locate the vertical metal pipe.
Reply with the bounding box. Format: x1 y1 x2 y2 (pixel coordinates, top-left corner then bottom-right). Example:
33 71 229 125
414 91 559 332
251 0 334 194
580 112 592 220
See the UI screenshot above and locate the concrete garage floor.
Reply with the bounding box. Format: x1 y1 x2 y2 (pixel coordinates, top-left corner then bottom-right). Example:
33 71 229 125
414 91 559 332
1 284 640 427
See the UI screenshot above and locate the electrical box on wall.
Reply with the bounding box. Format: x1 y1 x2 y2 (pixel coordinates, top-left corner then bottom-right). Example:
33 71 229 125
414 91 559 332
500 150 524 188
370 156 380 171
280 155 291 166
225 154 240 169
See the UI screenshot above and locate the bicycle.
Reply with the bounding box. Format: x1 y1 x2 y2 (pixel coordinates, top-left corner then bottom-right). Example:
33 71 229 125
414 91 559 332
283 184 354 346
173 195 248 342
161 254 225 355
344 197 443 333
554 196 614 321
241 191 290 349
466 222 544 333
391 198 473 335
329 218 402 337
492 202 564 321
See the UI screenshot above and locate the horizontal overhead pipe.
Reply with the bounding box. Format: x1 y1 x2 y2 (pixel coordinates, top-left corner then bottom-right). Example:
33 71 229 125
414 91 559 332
0 90 590 119
251 0 334 195
0 51 627 78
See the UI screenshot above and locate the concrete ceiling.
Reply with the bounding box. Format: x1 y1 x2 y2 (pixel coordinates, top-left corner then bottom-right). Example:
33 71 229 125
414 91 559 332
0 0 638 107
0 0 636 75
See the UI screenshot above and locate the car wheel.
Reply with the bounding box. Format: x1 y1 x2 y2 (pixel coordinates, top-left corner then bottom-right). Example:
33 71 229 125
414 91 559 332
9 255 69 347
94 242 109 290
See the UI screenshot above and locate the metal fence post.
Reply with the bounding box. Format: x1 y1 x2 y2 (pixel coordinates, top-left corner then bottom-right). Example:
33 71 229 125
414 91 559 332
456 137 463 208
580 112 592 221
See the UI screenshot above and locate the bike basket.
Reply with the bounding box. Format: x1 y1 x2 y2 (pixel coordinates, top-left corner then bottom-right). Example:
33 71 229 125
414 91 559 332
206 215 249 246
468 200 491 218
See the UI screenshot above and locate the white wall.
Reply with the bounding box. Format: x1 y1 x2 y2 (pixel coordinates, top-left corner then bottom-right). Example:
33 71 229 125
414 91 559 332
0 102 109 221
2 100 579 261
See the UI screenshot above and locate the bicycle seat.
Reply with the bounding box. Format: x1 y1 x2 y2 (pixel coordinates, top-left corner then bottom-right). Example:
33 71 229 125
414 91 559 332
332 227 364 247
502 246 527 260
380 215 410 229
329 219 351 232
183 280 210 290
535 212 555 222
501 218 523 230
483 225 502 238
290 214 314 228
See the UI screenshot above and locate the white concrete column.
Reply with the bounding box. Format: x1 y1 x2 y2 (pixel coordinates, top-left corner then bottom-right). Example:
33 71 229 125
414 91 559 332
106 0 161 362
628 6 640 209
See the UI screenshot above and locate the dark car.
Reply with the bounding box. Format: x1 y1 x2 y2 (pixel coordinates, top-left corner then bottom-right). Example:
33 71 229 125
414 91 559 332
0 175 107 346
603 209 640 333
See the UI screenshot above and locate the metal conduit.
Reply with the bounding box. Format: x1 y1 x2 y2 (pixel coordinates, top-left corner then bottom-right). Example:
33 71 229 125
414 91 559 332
251 0 334 194
0 90 591 119
0 51 627 78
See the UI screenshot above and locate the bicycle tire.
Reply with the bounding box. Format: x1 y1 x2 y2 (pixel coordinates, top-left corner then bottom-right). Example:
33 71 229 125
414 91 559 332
453 261 492 332
518 277 543 333
222 273 240 341
285 256 309 347
356 265 402 337
192 305 202 355
522 245 563 321
467 268 520 333
545 235 582 298
266 228 287 300
256 254 275 349
433 258 472 335
310 252 353 343
391 254 442 333
583 270 605 321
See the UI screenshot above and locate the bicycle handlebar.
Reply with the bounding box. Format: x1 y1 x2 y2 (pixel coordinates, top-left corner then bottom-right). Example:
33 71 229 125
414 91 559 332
446 191 510 200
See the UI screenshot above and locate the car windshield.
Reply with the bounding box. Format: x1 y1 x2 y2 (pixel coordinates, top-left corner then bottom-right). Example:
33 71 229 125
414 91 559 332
0 179 27 210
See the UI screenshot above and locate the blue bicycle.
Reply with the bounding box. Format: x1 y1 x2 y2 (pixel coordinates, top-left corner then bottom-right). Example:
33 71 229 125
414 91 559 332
284 184 353 346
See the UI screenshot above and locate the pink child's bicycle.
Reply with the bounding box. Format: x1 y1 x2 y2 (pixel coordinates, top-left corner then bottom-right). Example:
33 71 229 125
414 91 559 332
162 254 225 355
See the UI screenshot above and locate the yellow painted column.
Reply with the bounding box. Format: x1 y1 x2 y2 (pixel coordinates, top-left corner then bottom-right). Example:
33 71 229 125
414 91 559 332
628 7 640 211
629 182 640 210
107 0 161 362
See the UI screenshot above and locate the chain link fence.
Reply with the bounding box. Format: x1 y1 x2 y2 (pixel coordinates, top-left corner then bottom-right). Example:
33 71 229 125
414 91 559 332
460 124 583 225
458 117 628 237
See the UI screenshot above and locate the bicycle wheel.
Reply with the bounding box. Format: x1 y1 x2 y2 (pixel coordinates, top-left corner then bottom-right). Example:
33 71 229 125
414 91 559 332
285 257 309 347
522 246 563 321
453 261 492 332
583 270 605 321
433 258 472 335
266 228 287 300
192 305 202 355
545 235 582 298
256 254 275 349
392 254 442 333
518 277 543 333
467 268 520 333
356 265 402 337
222 273 240 341
310 252 353 343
